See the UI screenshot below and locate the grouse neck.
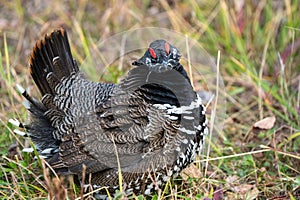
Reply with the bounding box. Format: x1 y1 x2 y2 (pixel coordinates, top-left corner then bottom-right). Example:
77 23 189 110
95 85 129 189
120 64 196 107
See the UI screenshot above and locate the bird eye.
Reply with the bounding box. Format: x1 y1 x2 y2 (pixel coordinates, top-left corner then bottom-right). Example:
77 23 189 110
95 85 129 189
164 42 170 55
149 48 157 59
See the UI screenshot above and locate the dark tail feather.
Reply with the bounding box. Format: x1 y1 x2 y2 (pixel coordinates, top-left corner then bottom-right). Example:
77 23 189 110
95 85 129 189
12 84 57 152
29 28 79 96
10 29 79 156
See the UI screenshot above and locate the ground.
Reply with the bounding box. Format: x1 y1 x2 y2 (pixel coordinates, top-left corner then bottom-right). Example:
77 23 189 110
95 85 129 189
0 0 299 199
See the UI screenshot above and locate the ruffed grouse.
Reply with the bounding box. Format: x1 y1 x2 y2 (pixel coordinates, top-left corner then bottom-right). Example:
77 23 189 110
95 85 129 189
11 29 208 196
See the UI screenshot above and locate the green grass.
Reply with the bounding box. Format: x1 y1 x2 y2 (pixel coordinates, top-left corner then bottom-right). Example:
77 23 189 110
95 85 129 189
0 0 299 199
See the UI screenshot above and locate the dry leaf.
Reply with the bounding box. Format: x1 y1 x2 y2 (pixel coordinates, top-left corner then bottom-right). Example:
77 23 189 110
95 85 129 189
232 184 253 194
253 116 276 130
213 185 224 200
225 175 240 186
233 184 259 200
245 186 259 200
180 163 202 180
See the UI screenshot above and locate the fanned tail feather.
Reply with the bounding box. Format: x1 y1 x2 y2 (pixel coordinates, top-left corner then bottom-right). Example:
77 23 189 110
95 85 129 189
29 28 79 96
10 28 78 160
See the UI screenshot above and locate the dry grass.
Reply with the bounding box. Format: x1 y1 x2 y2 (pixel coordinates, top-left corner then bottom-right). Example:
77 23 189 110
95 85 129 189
0 0 299 199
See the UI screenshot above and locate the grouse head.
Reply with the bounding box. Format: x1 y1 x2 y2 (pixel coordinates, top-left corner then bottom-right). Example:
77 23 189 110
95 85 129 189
132 40 181 70
132 40 190 84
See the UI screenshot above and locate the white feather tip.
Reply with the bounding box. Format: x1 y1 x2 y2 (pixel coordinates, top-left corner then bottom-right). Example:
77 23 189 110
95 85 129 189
16 84 25 94
22 147 34 153
13 129 27 136
8 119 21 127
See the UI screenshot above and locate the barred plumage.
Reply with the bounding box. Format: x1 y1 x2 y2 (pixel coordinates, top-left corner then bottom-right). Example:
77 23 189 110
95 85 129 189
13 29 208 196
